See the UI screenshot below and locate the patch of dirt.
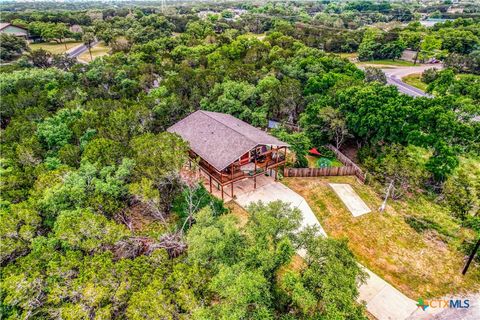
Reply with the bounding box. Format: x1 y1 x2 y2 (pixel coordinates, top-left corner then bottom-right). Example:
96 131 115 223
339 141 360 163
226 201 249 227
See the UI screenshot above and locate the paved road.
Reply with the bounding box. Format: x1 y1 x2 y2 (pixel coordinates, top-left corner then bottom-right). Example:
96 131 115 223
382 65 442 98
360 64 442 98
65 41 99 58
386 76 431 97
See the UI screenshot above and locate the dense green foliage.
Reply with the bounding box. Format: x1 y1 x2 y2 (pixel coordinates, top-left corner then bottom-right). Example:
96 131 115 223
0 34 27 62
1 1 479 318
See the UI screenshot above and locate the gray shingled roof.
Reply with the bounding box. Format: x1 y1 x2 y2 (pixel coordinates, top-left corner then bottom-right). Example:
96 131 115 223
168 110 288 171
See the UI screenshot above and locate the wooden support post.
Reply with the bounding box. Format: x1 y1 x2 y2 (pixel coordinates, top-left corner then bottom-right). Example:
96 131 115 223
230 163 234 198
275 146 279 180
254 158 257 189
221 184 224 200
209 175 212 193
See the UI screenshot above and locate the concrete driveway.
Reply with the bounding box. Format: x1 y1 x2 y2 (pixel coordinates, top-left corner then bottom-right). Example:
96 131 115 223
235 181 419 320
235 182 327 237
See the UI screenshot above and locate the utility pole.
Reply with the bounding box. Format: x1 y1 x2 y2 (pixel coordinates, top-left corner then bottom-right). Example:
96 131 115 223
379 180 394 212
462 237 480 275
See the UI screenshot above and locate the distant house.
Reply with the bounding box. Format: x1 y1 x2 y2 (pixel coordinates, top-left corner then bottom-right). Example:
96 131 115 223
168 110 288 199
69 24 83 34
197 10 217 19
0 23 28 39
447 6 464 14
419 18 453 27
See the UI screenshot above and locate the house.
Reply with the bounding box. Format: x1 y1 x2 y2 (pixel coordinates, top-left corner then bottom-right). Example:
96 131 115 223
168 110 289 199
197 10 217 20
69 24 83 34
0 23 28 38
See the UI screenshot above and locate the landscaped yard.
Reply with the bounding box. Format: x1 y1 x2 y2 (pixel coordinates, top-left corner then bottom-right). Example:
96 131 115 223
402 73 428 91
78 41 110 62
283 176 480 299
306 155 343 168
29 41 82 54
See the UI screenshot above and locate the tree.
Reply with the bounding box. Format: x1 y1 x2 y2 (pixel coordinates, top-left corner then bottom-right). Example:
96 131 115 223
421 68 439 84
289 230 368 319
0 202 41 264
319 106 351 149
53 209 128 252
0 33 27 62
273 129 311 168
362 144 429 199
439 29 480 55
31 22 71 48
358 28 406 61
364 67 387 84
400 30 422 64
37 109 82 152
82 138 125 168
51 54 77 70
201 80 266 126
82 31 96 60
28 49 52 68
418 35 443 62
130 132 189 186
443 166 479 220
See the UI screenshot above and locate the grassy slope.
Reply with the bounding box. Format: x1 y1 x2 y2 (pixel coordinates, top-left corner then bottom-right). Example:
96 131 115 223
283 176 480 298
402 73 428 91
29 41 82 54
78 42 110 62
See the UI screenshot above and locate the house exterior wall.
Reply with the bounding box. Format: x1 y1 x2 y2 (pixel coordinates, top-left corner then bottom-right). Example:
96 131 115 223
0 25 28 37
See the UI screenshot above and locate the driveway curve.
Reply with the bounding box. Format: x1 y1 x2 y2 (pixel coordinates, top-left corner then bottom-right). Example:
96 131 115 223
235 181 419 320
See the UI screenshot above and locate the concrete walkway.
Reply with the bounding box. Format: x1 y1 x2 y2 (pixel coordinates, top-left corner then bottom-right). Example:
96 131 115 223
329 183 371 217
235 181 418 320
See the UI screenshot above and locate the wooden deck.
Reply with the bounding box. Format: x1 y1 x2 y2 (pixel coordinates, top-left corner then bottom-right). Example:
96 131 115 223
189 146 287 199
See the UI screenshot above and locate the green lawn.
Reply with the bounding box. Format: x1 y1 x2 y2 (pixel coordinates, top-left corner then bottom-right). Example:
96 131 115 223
402 73 428 91
357 59 417 67
338 52 358 60
29 41 82 54
283 176 480 299
306 155 343 168
78 41 110 62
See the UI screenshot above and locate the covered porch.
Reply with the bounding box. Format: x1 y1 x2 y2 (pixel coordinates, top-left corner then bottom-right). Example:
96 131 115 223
201 173 275 202
190 145 287 200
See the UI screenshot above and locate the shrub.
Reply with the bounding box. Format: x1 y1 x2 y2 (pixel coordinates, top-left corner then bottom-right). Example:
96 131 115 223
316 146 336 159
421 68 439 84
